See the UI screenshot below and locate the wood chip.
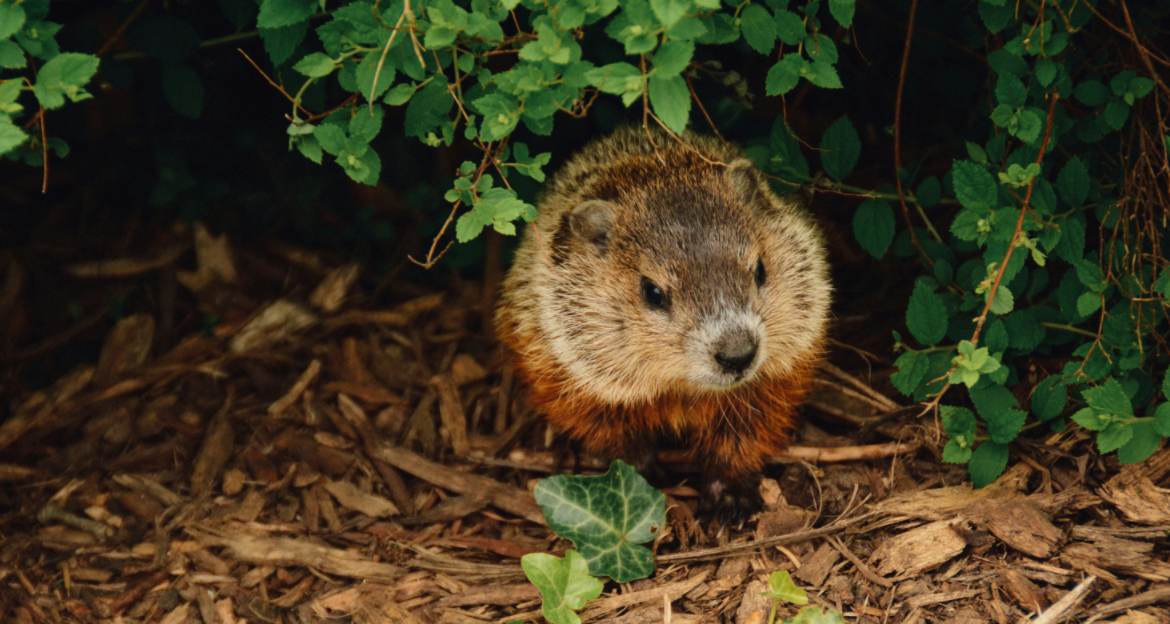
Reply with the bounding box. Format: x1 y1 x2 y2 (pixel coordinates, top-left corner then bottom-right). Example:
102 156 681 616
228 299 317 354
310 263 361 313
973 499 1063 558
268 359 321 418
794 543 841 587
431 374 469 456
191 393 235 496
582 570 709 618
93 314 155 387
1099 450 1170 525
871 520 968 577
323 479 399 518
999 568 1047 614
190 526 401 581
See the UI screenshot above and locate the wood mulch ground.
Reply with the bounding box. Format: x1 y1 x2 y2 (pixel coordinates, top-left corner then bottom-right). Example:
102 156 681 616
1 224 1168 624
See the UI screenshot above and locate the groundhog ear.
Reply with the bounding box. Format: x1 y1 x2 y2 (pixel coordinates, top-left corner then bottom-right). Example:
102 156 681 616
570 200 616 251
724 158 760 199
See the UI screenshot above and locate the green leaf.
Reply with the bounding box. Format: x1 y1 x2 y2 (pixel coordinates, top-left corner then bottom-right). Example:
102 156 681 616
33 53 101 110
803 59 842 89
890 351 929 396
384 83 416 106
1074 80 1109 107
1071 407 1106 432
0 2 27 39
942 439 973 464
951 160 997 211
970 384 1025 444
473 92 521 141
456 187 535 241
533 460 667 583
1056 157 1089 207
852 200 894 259
988 285 1014 315
906 280 948 346
1035 59 1058 87
649 74 690 133
521 550 604 624
1117 422 1160 465
773 10 804 45
1162 367 1170 399
740 4 776 55
969 442 1009 488
764 570 808 606
0 39 24 69
1103 99 1129 130
1153 403 1170 437
587 62 643 98
652 40 694 78
1083 378 1133 417
942 405 977 439
788 607 847 624
1097 422 1133 454
161 64 204 119
293 52 336 78
1031 376 1067 421
257 0 315 29
348 107 383 144
0 119 29 156
765 54 802 96
356 53 395 101
404 80 453 139
994 74 1026 108
828 0 855 28
819 116 860 181
259 21 309 66
650 0 690 29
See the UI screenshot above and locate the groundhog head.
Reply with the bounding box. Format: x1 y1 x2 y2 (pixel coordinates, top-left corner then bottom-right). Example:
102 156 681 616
540 156 829 405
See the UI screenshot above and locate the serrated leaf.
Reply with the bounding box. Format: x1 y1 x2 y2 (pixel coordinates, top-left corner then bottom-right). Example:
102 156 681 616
33 53 101 110
828 0 855 27
348 106 383 144
765 54 801 96
404 80 453 138
819 116 860 181
803 59 842 88
852 200 894 259
764 570 808 605
259 21 309 65
1074 80 1109 106
257 0 315 29
473 92 521 141
890 351 929 396
0 120 28 156
774 10 804 45
521 550 604 624
943 439 973 464
941 405 977 439
1031 376 1067 421
0 39 24 69
0 2 27 39
1162 367 1170 399
1083 378 1133 417
1097 422 1133 453
293 52 336 78
650 0 689 29
906 280 947 346
649 74 690 133
384 83 415 106
1153 403 1170 437
652 40 694 77
1071 407 1106 432
1056 157 1089 207
970 384 1025 444
969 442 1009 488
951 160 997 211
356 52 395 101
161 64 203 119
740 4 776 55
534 460 666 583
988 285 1014 315
1117 422 1160 465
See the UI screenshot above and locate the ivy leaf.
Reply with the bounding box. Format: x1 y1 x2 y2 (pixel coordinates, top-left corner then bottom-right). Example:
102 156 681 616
648 74 691 133
852 200 894 259
257 0 315 29
764 570 808 605
1056 157 1089 207
1117 422 1160 465
534 460 667 583
521 550 604 624
969 441 1009 488
827 0 855 28
652 40 694 77
32 53 100 110
1031 376 1067 421
1083 378 1133 418
0 2 27 39
1097 422 1133 454
765 54 802 96
951 160 997 211
819 116 860 181
906 280 948 346
739 4 776 55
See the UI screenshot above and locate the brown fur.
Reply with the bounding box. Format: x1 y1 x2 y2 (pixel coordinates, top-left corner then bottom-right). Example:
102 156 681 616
495 127 831 485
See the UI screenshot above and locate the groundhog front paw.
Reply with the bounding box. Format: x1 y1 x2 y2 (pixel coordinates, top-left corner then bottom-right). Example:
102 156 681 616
698 477 762 522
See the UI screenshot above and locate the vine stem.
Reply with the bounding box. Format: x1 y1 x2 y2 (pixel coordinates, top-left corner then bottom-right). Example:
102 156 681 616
893 0 935 263
919 91 1061 417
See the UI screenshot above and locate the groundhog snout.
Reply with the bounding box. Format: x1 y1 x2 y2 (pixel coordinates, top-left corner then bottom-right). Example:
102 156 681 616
713 329 759 375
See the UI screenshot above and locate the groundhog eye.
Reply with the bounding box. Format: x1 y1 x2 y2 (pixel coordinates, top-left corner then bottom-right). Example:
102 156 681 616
641 277 669 310
755 259 766 287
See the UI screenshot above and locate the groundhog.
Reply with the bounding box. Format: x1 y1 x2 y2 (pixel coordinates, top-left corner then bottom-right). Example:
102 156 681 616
495 127 831 510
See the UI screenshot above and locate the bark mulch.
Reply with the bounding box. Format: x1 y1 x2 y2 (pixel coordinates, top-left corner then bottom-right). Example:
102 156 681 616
1 225 1168 623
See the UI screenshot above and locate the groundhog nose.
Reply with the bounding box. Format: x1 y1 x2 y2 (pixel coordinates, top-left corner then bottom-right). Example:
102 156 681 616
714 333 758 374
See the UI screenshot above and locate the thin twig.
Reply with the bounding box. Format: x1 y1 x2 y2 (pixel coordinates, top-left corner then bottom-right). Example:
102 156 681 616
893 0 935 263
237 48 315 119
96 0 152 56
1031 575 1096 624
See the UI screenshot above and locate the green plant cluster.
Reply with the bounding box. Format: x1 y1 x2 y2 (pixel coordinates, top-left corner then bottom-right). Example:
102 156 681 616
0 0 100 163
